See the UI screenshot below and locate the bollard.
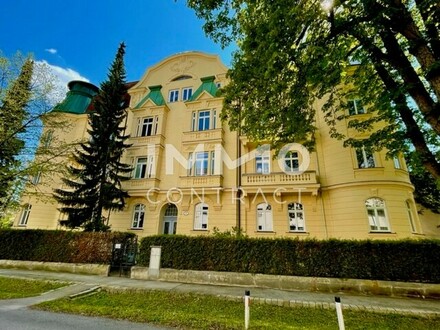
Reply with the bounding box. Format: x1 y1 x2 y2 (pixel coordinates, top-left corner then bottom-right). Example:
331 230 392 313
244 290 250 329
335 296 345 330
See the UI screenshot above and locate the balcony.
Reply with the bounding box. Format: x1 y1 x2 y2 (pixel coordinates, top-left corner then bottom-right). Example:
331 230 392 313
242 171 318 186
182 128 224 145
179 175 223 188
122 178 160 191
129 134 164 147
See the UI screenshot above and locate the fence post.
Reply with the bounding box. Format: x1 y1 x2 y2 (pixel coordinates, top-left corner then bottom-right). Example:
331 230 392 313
244 290 250 329
148 246 161 279
335 296 345 330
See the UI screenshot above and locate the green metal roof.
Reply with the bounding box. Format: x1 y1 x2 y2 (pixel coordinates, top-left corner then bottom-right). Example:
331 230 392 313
52 81 99 115
134 85 166 108
189 76 219 101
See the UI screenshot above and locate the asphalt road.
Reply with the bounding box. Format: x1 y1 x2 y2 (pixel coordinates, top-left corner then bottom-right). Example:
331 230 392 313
0 308 168 330
0 283 170 330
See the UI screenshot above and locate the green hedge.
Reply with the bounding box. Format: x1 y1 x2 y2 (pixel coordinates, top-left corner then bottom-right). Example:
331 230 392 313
0 229 135 264
139 235 440 283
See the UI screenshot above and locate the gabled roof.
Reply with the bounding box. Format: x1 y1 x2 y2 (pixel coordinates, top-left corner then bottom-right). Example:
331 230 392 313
134 85 166 108
188 76 219 101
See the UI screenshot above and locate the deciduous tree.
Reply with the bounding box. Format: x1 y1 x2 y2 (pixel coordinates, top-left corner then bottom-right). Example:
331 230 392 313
187 0 440 180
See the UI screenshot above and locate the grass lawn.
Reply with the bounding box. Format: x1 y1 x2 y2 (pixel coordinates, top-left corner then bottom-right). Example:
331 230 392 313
34 289 440 329
0 276 67 299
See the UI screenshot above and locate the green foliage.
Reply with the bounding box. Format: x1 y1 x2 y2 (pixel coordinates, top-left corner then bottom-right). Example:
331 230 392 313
0 57 33 212
35 289 440 329
0 277 66 299
187 0 440 179
211 226 247 237
139 235 440 283
53 43 132 231
0 229 135 264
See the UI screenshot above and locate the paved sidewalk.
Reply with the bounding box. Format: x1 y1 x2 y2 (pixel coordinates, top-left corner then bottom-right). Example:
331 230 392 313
0 268 439 317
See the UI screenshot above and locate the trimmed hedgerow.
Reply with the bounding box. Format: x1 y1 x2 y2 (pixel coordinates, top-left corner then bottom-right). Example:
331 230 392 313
138 235 440 283
0 229 135 264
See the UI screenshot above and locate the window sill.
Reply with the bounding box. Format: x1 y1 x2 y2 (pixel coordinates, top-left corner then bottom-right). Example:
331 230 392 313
129 228 144 231
368 231 395 234
17 224 27 227
288 231 309 235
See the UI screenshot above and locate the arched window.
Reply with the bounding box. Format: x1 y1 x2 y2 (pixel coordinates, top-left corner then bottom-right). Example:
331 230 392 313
288 202 305 232
163 204 178 235
257 203 273 231
172 75 192 81
365 198 389 232
18 204 32 226
132 204 145 229
194 203 208 230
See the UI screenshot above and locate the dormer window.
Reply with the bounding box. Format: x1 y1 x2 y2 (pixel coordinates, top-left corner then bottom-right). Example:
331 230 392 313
169 89 179 102
182 87 193 101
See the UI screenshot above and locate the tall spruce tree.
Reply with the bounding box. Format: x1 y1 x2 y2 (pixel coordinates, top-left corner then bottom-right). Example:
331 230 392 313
0 58 33 212
54 43 132 231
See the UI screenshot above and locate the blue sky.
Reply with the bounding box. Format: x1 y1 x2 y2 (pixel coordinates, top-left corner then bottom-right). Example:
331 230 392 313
0 0 234 94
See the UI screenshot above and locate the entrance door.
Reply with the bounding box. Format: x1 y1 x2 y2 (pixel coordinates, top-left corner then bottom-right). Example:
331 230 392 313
163 204 178 234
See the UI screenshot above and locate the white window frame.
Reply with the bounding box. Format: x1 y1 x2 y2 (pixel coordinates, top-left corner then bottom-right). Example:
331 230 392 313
137 116 158 137
132 204 145 229
257 203 273 231
393 156 402 169
191 110 217 131
134 157 154 179
348 99 366 115
182 87 193 101
256 152 270 174
406 200 416 233
288 202 305 232
356 146 375 168
31 171 41 185
365 198 390 232
169 89 179 102
284 151 299 172
188 151 216 176
19 204 32 226
194 203 208 230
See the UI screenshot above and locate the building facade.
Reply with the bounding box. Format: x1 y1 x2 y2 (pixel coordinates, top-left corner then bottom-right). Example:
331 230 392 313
15 52 428 240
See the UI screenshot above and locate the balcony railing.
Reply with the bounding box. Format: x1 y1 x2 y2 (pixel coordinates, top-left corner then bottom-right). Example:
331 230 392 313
182 128 224 144
242 171 317 186
121 178 160 190
179 175 223 188
129 134 164 147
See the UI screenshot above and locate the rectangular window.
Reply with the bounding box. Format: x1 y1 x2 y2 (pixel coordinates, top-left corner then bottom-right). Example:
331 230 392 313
194 204 209 230
134 157 154 179
348 99 366 115
137 116 158 137
256 153 270 174
19 204 32 226
356 146 375 168
393 156 401 169
198 111 211 131
188 151 215 176
31 171 41 185
191 110 217 131
182 87 193 101
169 89 179 102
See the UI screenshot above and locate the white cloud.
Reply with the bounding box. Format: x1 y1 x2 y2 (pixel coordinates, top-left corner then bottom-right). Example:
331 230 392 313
34 60 90 105
45 48 58 54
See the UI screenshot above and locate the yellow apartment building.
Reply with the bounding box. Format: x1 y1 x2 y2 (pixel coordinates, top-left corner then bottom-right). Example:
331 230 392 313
14 51 431 240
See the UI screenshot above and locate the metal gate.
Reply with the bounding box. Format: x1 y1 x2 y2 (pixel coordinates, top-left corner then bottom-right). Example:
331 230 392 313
110 236 138 277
